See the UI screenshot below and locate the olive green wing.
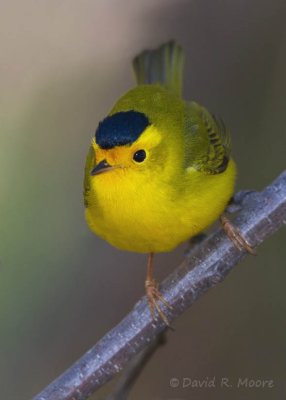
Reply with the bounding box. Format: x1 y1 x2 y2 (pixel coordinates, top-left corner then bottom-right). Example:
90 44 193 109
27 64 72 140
83 145 95 208
184 101 231 174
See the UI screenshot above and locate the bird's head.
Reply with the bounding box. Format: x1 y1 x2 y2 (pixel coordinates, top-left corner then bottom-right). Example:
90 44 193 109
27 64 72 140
90 110 164 178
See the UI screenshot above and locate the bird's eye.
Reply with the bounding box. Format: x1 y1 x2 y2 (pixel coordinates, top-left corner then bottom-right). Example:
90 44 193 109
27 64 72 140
133 149 146 163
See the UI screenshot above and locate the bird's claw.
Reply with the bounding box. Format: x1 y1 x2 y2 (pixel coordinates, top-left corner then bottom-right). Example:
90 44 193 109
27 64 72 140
220 215 256 255
145 279 172 326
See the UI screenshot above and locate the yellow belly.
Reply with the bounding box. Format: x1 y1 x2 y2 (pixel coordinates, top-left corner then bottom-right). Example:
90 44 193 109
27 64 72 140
85 159 236 253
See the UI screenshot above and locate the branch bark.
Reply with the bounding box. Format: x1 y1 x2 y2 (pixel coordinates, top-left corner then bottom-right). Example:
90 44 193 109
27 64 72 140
105 332 166 400
33 170 286 400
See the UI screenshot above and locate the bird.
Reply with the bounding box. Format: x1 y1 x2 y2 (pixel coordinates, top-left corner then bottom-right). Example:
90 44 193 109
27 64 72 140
84 41 254 325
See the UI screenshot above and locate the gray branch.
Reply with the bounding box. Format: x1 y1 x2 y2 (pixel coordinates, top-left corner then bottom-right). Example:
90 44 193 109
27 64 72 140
33 170 286 400
105 332 166 400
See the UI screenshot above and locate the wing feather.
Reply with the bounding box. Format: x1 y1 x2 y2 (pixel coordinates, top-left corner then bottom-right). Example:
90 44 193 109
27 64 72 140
184 101 231 174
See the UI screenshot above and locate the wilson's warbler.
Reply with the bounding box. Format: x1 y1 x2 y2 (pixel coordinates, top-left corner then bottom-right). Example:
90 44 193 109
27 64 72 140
84 41 253 324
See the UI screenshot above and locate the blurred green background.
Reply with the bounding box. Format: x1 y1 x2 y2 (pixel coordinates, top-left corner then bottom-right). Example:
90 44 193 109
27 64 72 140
0 1 285 399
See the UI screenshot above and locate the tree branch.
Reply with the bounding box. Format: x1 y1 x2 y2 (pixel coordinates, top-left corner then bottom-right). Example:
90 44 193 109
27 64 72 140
33 170 286 400
105 332 166 400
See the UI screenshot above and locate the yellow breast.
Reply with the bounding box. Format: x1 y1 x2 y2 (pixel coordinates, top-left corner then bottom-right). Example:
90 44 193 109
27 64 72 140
85 158 236 253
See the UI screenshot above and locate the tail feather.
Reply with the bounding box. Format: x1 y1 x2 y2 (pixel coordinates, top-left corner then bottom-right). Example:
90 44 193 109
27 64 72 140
132 40 184 96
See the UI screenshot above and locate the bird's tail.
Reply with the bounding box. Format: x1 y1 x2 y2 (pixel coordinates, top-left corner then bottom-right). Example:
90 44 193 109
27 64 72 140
132 40 184 96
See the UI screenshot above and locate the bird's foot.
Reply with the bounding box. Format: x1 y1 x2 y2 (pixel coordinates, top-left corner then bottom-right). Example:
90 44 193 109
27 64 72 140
145 278 172 326
220 215 256 255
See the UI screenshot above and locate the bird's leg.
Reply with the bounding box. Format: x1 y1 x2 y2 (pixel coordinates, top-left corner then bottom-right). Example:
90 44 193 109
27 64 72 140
145 253 172 325
220 215 256 255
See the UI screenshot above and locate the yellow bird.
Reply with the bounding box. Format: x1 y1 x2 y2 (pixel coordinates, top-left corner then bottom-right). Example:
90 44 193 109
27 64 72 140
84 41 252 324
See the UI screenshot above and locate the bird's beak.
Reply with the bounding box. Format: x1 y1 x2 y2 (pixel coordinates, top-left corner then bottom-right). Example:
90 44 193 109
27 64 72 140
90 159 115 176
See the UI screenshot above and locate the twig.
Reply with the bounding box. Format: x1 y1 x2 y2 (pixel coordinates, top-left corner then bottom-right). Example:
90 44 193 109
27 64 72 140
105 331 166 400
32 170 286 400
